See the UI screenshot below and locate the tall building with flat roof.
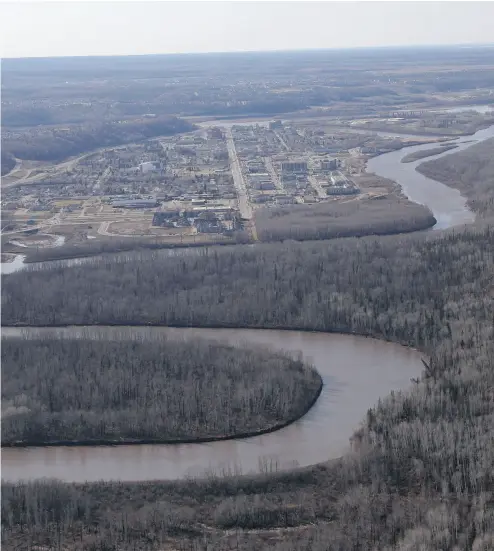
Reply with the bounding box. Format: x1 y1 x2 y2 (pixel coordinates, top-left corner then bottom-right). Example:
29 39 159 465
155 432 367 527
281 160 308 174
320 158 337 171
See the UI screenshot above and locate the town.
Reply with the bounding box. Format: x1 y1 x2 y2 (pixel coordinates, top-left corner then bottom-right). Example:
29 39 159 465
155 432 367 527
2 113 455 251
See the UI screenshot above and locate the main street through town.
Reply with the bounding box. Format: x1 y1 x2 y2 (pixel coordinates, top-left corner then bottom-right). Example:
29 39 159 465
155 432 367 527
225 128 258 241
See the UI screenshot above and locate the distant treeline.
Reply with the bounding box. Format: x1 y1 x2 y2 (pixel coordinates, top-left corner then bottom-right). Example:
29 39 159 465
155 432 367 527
1 116 194 162
1 336 321 446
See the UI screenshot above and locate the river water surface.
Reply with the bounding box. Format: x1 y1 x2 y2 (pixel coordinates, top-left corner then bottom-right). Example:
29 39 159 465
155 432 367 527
367 124 494 228
3 123 493 483
1 326 423 482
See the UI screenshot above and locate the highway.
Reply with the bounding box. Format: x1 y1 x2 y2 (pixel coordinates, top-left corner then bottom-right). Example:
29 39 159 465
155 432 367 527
225 129 258 240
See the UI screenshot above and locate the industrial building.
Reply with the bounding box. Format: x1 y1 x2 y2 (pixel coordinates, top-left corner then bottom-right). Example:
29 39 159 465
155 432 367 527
326 186 360 196
248 173 275 191
138 161 160 174
320 158 337 171
281 160 308 173
112 199 159 209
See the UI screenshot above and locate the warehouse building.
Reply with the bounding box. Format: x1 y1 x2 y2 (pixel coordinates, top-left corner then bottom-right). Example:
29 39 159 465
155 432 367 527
281 160 308 174
320 158 337 171
112 199 159 209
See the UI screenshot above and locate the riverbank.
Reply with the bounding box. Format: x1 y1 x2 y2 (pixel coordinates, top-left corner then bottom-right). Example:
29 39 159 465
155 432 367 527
416 137 494 218
1 218 436 274
401 144 458 163
2 335 322 450
1 323 423 351
3 218 492 550
1 326 423 482
1 380 323 449
365 124 494 228
3 236 236 265
5 122 488 272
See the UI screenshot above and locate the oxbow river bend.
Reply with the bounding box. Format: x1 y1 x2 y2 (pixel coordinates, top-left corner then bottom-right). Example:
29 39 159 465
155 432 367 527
2 122 493 482
1 327 423 483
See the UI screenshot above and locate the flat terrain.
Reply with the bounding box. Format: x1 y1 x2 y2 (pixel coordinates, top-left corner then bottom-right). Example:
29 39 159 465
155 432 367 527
2 45 494 258
3 222 494 550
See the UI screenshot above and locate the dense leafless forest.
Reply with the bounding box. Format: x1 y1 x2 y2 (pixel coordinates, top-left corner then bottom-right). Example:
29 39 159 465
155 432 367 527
2 216 494 548
4 47 494 126
3 54 494 547
13 233 251 264
417 138 494 217
254 195 435 242
2 116 194 163
400 144 458 163
9 197 435 264
1 336 320 445
3 227 490 341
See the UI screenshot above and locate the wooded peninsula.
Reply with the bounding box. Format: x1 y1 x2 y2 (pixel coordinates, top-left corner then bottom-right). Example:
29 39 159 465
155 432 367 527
1 337 321 446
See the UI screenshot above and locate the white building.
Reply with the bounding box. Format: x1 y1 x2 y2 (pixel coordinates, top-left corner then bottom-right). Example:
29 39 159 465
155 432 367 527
139 162 159 174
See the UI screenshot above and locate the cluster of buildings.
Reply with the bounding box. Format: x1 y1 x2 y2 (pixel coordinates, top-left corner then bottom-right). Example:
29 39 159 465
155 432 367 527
229 121 362 208
152 206 241 235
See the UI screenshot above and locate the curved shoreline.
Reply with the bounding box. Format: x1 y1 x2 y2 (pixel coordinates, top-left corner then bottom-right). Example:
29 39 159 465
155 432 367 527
3 123 493 274
1 322 423 351
1 327 423 482
366 123 494 229
4 211 437 270
1 377 323 449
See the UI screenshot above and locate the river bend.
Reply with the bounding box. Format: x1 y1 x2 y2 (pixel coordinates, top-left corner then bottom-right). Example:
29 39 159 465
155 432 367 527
1 326 423 483
3 123 491 482
2 124 494 275
367 124 494 229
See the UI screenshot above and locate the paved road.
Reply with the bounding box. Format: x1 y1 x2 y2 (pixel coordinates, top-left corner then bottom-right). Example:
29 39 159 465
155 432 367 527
274 130 290 152
97 220 135 238
225 130 253 219
264 157 285 192
2 153 91 189
2 143 129 190
225 130 258 241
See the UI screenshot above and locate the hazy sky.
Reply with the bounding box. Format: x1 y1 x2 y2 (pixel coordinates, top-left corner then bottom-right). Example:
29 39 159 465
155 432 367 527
1 1 494 59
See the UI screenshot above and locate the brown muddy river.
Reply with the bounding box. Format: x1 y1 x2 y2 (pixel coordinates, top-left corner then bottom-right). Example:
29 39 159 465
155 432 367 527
367 123 494 229
1 326 423 482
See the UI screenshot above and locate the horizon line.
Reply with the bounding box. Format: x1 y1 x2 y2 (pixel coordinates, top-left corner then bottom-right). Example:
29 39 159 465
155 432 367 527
4 42 494 62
